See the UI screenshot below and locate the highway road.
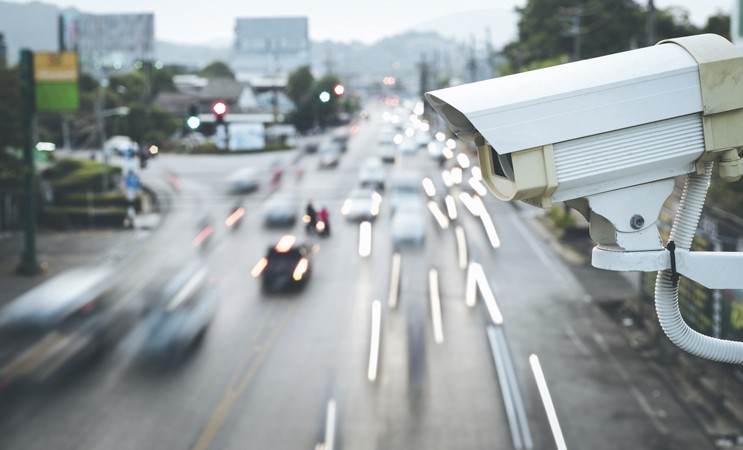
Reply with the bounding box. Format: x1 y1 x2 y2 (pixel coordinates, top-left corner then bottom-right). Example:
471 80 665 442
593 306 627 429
0 101 715 450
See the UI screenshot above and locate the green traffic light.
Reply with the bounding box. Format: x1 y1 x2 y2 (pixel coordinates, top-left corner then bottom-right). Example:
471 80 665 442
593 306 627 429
186 116 201 130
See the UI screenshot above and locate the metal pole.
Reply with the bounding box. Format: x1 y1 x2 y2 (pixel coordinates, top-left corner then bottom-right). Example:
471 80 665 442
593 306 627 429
97 77 109 191
17 49 41 275
647 0 657 46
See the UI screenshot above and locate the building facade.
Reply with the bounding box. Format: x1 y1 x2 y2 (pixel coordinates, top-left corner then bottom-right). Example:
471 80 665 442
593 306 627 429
232 17 310 77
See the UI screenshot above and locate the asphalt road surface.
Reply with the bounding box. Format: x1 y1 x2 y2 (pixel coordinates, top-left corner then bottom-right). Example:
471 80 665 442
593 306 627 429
0 101 715 450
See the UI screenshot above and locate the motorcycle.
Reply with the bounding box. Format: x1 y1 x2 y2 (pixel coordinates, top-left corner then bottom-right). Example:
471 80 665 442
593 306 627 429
303 214 329 237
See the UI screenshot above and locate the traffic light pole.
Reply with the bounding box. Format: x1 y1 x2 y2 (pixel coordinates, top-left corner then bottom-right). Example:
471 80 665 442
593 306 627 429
17 49 41 275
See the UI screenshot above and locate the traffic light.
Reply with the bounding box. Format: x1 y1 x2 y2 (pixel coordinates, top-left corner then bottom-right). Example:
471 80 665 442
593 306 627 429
186 104 200 130
333 84 345 96
212 101 227 125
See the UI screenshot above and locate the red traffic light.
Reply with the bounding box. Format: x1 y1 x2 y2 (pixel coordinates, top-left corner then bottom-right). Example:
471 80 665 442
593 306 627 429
212 101 227 116
333 84 345 96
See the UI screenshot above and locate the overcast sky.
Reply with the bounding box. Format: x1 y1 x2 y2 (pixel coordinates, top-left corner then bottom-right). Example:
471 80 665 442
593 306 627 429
10 0 736 45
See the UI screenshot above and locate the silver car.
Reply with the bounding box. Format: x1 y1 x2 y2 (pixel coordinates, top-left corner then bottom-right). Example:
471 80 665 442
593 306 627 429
227 166 261 193
342 188 383 222
263 195 300 227
0 265 131 387
391 207 427 249
140 261 217 363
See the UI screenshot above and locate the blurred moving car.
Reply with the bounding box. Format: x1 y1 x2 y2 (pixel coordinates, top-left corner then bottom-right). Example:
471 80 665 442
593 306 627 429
378 142 396 164
104 135 137 156
331 130 350 152
391 205 427 249
317 143 342 169
398 139 417 156
0 265 132 388
359 157 386 190
227 167 261 193
389 169 423 214
427 141 445 160
341 188 383 222
263 194 299 227
252 235 313 293
140 261 217 362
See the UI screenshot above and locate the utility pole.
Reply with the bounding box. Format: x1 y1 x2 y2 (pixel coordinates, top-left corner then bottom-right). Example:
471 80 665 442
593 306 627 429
96 76 110 191
646 0 657 46
559 6 583 61
17 49 41 275
418 53 430 116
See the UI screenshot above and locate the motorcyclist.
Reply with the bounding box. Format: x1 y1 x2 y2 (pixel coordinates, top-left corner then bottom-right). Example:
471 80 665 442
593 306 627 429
305 200 317 233
318 206 330 237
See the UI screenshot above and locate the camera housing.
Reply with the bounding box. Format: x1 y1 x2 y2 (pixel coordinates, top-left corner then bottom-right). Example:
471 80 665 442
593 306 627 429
426 34 743 210
427 34 743 365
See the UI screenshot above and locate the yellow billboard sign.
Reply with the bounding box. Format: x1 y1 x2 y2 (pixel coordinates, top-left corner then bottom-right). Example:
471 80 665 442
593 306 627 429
33 52 78 82
32 52 79 112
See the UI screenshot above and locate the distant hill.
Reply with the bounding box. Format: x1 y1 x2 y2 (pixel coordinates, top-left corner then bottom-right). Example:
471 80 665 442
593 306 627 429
410 8 519 49
0 0 499 84
0 0 58 64
155 41 231 70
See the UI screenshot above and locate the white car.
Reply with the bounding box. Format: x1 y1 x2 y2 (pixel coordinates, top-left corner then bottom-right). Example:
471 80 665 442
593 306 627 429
389 170 423 214
378 142 396 163
263 195 299 227
341 188 383 222
391 207 427 249
359 157 386 190
227 167 261 193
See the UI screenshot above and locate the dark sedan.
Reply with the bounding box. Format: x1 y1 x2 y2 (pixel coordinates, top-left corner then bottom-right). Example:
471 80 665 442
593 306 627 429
251 235 313 293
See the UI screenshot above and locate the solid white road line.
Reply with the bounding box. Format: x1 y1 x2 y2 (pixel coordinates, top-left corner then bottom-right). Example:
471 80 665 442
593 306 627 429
529 354 568 450
388 252 401 308
429 269 444 344
368 300 381 382
455 226 468 270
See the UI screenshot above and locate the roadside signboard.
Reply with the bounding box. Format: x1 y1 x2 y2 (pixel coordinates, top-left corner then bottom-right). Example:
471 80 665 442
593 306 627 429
33 51 79 112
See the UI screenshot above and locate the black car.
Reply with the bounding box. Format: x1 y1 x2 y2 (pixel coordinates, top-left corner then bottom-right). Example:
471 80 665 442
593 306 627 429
251 235 313 293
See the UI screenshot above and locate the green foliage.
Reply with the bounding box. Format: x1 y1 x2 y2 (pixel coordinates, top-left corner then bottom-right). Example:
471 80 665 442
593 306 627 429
548 206 577 229
708 171 743 218
286 66 314 107
703 13 731 39
502 0 716 72
108 104 178 145
285 66 352 132
59 191 141 209
200 61 235 79
0 150 26 190
44 158 122 193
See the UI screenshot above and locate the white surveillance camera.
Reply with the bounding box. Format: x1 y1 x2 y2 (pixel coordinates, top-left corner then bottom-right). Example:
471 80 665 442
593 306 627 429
427 34 743 365
426 34 743 253
427 34 743 209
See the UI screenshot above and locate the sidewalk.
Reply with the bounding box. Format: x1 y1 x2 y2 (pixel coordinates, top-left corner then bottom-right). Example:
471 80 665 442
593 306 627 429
0 184 164 307
527 205 743 447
